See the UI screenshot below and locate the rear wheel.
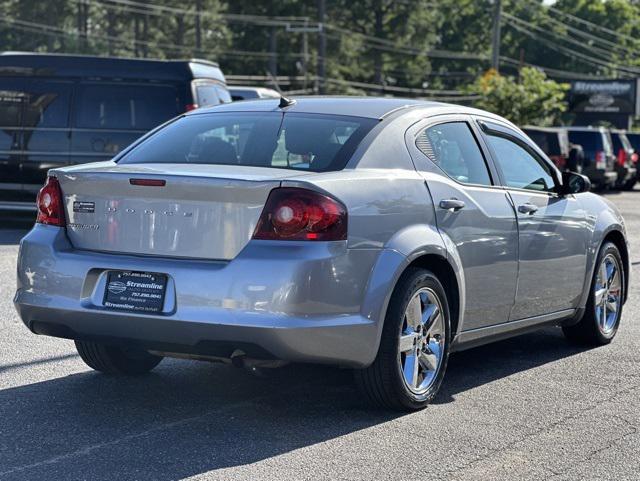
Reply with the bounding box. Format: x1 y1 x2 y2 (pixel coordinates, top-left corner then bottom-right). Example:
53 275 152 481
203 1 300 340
355 267 451 411
563 242 624 345
622 178 637 191
75 340 163 375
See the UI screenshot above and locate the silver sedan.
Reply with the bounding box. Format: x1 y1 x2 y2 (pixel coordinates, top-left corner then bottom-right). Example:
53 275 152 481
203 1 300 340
14 97 629 410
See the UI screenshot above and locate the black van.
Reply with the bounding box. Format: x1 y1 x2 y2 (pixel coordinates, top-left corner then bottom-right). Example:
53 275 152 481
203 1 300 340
0 52 231 210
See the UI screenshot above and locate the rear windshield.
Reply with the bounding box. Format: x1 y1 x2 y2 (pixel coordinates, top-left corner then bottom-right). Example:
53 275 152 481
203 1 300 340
568 131 610 157
74 83 179 130
117 112 378 172
524 130 561 155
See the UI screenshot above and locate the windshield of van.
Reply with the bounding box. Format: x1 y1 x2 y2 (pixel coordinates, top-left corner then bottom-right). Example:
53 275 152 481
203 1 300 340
117 112 378 172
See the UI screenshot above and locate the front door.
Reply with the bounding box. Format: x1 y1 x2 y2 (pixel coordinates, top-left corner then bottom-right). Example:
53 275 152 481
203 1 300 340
480 121 590 320
407 118 519 331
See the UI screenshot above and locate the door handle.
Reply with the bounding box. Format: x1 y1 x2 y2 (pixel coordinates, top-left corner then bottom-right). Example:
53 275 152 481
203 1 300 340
439 199 466 211
517 203 538 215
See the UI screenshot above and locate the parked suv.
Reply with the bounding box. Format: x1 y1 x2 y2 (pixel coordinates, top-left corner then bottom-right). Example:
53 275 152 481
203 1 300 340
566 127 618 190
611 130 638 190
0 52 231 210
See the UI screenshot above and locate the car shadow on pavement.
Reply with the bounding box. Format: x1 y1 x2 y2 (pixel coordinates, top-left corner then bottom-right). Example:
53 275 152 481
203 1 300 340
434 326 592 404
0 328 589 480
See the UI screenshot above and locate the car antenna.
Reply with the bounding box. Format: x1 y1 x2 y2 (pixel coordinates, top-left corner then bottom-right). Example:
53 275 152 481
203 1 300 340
279 96 296 108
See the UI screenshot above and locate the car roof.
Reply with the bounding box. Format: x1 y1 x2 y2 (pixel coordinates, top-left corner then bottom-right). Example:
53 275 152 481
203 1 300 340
0 52 225 83
197 96 443 119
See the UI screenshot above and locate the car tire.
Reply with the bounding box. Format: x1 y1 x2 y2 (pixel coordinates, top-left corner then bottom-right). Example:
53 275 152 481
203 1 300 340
622 178 637 191
354 267 451 411
75 340 163 375
562 242 624 345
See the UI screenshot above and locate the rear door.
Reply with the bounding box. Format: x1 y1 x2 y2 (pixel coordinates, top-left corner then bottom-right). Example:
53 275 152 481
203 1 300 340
70 82 180 165
406 116 519 331
479 120 589 320
21 78 72 196
0 78 27 201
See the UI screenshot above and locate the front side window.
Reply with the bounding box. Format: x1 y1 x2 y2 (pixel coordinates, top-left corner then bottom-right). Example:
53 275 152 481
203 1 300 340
487 134 556 192
118 112 377 172
416 122 492 186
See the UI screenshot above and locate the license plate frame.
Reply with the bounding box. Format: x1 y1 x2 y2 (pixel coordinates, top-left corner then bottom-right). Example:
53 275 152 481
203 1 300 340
103 271 168 313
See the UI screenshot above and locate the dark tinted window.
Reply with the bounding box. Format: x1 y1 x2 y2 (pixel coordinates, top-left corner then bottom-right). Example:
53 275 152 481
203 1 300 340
23 80 71 128
524 130 561 156
75 83 179 130
487 134 556 192
417 122 492 186
626 133 640 151
0 79 26 127
118 112 377 172
568 131 608 158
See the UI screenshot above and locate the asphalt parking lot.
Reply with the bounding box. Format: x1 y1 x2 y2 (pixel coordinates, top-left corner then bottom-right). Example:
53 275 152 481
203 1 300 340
1 193 639 481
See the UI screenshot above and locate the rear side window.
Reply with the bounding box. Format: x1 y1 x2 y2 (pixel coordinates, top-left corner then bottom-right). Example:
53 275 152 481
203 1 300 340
568 131 610 157
74 83 179 130
118 112 377 172
195 83 221 107
416 122 492 186
215 85 232 103
626 133 640 151
525 130 561 156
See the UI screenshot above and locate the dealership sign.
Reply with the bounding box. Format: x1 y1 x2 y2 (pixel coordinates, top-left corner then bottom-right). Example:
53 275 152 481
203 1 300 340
568 79 640 116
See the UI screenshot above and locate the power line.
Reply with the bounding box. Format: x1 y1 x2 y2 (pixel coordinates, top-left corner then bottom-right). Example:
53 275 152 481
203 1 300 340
502 13 637 68
503 18 635 77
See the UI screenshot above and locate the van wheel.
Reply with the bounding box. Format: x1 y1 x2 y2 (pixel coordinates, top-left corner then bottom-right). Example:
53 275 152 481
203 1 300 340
75 340 163 375
355 267 451 411
622 178 637 191
563 242 624 345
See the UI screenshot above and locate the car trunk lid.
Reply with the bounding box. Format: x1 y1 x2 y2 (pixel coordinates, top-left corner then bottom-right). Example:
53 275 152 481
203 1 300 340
55 163 305 260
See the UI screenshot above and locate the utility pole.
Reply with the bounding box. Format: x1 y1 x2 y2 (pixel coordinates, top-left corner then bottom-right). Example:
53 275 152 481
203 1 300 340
195 0 202 56
317 0 326 94
491 0 502 72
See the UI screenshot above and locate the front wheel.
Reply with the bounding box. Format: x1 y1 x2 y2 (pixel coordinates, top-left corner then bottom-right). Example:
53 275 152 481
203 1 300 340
563 242 624 345
75 340 163 375
355 267 451 411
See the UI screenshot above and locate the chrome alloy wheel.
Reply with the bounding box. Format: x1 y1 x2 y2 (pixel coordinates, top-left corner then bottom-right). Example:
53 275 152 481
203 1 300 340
398 288 445 395
594 253 622 335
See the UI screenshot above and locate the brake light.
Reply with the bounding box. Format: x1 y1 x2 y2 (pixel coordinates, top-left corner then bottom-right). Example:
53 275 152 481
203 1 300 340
617 148 627 167
253 188 347 241
595 150 607 170
632 152 639 164
129 178 166 186
185 103 199 112
36 176 65 227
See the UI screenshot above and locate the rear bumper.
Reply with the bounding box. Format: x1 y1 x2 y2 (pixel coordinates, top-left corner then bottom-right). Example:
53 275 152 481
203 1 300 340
14 225 387 367
615 165 637 185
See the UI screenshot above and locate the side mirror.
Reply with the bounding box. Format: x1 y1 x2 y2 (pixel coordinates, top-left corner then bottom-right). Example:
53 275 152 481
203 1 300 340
560 171 591 195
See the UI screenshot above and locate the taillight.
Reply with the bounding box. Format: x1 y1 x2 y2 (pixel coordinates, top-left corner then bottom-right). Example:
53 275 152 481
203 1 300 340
185 103 199 112
595 150 607 170
632 152 639 164
253 188 347 241
36 176 65 227
617 148 627 167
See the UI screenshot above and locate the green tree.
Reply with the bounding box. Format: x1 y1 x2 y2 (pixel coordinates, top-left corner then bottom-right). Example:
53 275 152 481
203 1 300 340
468 67 569 126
